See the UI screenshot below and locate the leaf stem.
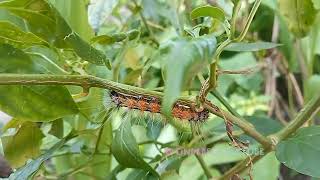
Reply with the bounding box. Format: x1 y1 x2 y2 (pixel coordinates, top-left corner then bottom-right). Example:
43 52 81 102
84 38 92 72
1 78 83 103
231 0 242 38
132 0 159 46
235 0 262 42
195 154 213 179
191 124 213 179
204 0 262 97
211 89 241 117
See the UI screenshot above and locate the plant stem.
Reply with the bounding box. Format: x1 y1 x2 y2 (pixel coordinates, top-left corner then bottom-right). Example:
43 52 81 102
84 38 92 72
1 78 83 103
0 73 190 132
231 0 242 38
212 89 241 117
0 73 272 146
235 0 262 42
274 94 320 142
205 0 262 96
132 0 159 46
191 125 213 179
195 154 213 179
218 151 270 180
219 83 320 179
203 101 272 149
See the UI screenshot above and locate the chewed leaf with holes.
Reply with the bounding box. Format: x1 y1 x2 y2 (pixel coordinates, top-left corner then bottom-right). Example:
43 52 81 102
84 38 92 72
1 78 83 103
111 119 159 177
276 126 320 178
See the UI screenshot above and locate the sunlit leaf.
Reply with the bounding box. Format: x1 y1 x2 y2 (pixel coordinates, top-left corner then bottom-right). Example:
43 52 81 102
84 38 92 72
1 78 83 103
190 5 225 22
0 85 79 122
245 152 280 180
312 0 320 9
50 0 94 40
0 0 111 68
8 138 65 180
0 44 79 122
1 122 44 168
88 0 119 32
279 0 317 38
0 21 46 47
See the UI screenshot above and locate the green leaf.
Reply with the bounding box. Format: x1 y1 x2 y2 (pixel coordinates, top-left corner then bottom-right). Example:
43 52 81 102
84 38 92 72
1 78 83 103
91 30 140 45
225 42 281 52
279 0 317 38
0 43 79 121
246 115 283 136
276 126 320 178
161 34 216 116
49 119 64 139
156 156 185 174
8 138 65 180
0 7 56 43
240 116 283 144
305 75 320 102
24 45 68 74
0 21 46 47
179 156 221 179
126 169 158 180
203 143 246 165
0 0 111 68
65 32 111 68
106 165 125 180
88 0 119 32
312 0 320 9
278 15 298 71
146 121 163 140
220 52 263 91
190 5 225 22
111 119 159 177
244 152 280 180
1 122 44 168
0 85 79 122
49 0 94 41
0 43 65 74
77 88 107 123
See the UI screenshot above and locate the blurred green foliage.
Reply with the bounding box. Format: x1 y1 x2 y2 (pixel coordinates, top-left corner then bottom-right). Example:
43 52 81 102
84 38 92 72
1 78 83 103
0 0 319 179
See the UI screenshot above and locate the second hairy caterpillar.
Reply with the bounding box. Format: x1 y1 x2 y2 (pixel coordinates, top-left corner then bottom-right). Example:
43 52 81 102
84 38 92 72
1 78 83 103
104 90 210 122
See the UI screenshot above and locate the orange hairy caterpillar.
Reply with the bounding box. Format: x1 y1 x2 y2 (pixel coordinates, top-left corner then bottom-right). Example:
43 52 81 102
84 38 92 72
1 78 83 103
105 90 209 122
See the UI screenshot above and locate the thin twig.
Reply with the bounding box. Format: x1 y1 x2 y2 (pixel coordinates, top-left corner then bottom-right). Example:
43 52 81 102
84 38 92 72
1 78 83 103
272 93 320 142
132 0 159 46
217 63 266 75
203 101 272 149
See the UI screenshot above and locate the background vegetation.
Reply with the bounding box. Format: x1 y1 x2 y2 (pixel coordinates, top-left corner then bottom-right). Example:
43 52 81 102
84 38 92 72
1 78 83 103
0 0 319 179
